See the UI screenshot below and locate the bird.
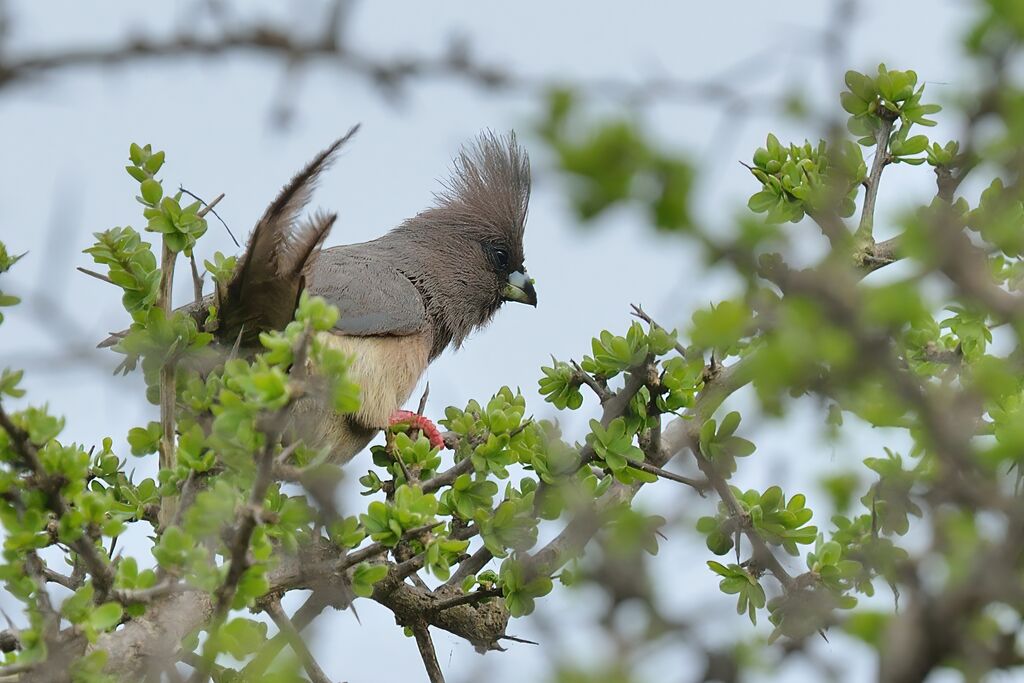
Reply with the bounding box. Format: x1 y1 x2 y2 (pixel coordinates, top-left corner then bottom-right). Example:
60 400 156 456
143 127 536 464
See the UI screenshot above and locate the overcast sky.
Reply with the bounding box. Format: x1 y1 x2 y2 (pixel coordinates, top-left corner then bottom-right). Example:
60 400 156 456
0 2 976 681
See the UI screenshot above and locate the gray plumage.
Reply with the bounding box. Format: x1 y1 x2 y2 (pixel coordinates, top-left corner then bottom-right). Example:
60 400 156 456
122 128 536 463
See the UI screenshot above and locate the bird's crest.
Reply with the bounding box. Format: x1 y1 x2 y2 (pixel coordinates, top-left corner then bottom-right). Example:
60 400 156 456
432 131 531 244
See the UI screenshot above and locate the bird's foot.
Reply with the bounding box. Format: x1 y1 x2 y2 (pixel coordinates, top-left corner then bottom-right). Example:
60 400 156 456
388 410 446 450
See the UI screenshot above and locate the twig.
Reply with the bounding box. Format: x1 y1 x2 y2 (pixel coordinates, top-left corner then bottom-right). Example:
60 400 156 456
41 567 83 591
570 360 611 403
189 255 204 306
807 209 851 249
213 438 283 613
0 26 783 112
854 114 895 247
264 599 333 683
178 651 228 681
156 239 178 530
412 625 445 683
690 444 794 589
240 593 330 680
421 458 473 494
195 191 225 219
857 235 902 275
626 458 707 492
168 469 199 532
75 266 114 285
0 662 34 678
387 431 414 485
341 521 443 569
630 304 687 357
597 363 650 428
428 588 501 613
443 545 494 590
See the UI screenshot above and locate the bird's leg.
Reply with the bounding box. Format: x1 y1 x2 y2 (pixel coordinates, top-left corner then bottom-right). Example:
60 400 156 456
388 410 446 450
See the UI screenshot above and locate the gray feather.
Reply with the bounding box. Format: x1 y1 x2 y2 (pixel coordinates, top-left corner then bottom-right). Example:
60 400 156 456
311 248 427 337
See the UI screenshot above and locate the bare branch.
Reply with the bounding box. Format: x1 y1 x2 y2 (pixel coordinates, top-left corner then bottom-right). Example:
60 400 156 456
626 458 708 492
428 588 501 614
412 625 445 683
570 360 611 403
264 599 333 683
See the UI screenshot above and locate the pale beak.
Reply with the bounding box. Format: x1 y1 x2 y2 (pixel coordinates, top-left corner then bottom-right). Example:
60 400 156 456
502 270 537 307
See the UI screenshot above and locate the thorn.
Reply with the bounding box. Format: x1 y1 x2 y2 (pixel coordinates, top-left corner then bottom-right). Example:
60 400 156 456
499 634 539 646
76 266 114 285
197 192 225 219
229 325 245 360
416 382 430 417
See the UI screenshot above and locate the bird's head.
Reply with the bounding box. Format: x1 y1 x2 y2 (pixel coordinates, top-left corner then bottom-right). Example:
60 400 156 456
437 130 536 309
390 131 535 354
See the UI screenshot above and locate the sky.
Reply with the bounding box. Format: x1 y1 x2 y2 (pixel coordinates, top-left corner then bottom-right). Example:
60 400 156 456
0 1 978 681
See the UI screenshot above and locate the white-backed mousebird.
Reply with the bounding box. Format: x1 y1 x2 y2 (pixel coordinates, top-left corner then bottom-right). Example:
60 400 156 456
107 127 536 463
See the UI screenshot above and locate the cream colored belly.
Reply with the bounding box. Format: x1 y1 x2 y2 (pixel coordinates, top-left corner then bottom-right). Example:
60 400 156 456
320 330 431 428
288 330 432 463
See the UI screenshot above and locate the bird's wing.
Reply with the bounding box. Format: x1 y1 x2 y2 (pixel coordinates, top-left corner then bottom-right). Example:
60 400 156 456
311 249 428 337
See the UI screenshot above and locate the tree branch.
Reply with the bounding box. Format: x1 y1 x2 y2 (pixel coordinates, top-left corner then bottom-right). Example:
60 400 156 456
412 625 445 683
854 114 895 247
263 599 333 683
156 239 178 530
0 406 116 601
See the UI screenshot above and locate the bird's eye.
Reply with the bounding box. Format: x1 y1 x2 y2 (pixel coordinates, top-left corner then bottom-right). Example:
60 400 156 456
489 245 510 270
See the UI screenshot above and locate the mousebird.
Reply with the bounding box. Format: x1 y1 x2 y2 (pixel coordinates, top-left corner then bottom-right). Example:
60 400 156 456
107 127 536 463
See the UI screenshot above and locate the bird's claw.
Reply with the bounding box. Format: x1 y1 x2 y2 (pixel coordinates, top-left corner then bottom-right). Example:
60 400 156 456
388 410 446 450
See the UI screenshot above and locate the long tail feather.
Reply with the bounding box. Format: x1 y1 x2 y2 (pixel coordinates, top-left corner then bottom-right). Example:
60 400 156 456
217 126 358 345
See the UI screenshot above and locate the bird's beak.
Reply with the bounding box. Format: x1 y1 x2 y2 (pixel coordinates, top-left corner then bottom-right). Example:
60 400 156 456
503 270 537 307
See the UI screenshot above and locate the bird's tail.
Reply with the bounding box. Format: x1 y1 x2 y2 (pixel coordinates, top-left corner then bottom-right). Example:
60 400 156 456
98 126 360 354
214 125 359 346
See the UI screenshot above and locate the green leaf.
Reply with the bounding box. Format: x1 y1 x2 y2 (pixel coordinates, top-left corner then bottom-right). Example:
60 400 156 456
140 179 163 205
89 602 124 632
352 563 389 598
